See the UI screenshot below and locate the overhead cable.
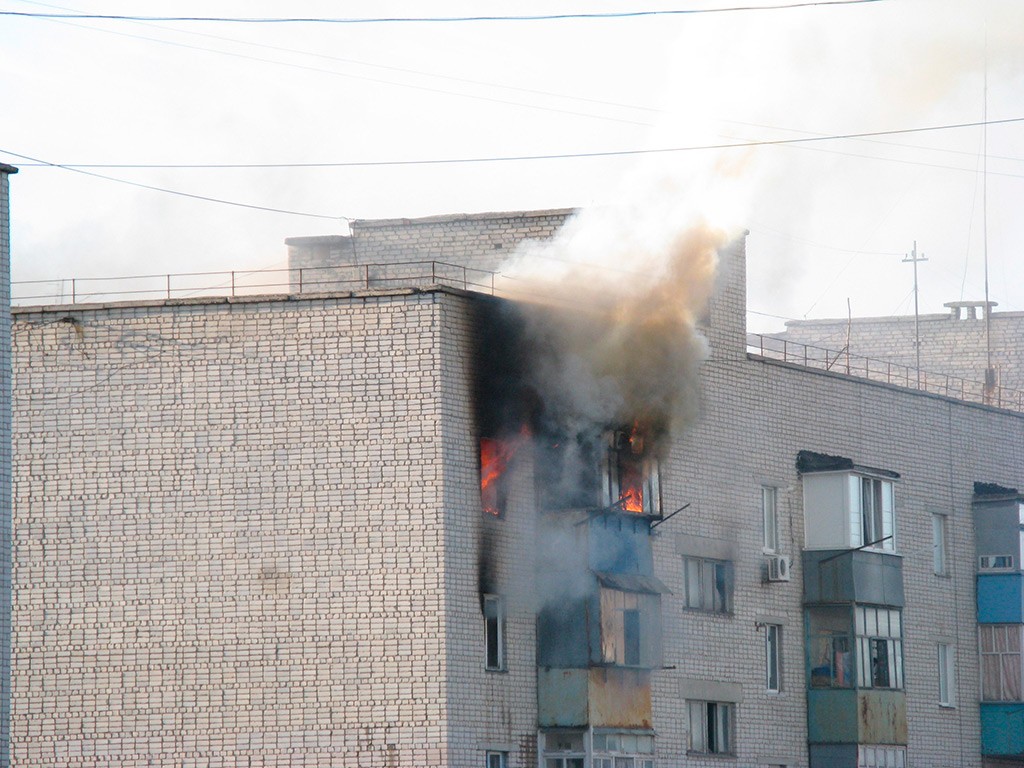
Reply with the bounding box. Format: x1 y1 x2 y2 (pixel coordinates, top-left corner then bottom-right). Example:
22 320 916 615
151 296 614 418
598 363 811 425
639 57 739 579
0 149 344 220
7 116 1023 170
0 1 887 24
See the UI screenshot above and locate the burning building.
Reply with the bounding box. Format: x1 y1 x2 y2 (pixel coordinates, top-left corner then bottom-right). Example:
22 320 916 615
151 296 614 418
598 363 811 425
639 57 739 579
8 208 1024 767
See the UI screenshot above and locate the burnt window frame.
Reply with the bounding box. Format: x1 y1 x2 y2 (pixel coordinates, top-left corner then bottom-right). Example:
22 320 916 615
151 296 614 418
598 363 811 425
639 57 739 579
601 429 661 515
483 594 506 671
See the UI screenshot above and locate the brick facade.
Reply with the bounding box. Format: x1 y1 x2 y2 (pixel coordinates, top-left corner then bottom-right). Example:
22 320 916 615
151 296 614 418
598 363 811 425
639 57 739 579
770 307 1024 394
0 164 16 768
9 210 1024 766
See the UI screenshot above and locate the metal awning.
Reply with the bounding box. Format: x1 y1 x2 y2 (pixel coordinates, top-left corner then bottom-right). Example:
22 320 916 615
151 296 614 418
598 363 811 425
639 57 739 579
594 571 671 595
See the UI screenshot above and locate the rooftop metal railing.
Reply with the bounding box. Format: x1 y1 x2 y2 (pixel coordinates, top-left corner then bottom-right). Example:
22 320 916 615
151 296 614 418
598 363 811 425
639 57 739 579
747 332 1024 413
12 260 500 306
11 265 1022 413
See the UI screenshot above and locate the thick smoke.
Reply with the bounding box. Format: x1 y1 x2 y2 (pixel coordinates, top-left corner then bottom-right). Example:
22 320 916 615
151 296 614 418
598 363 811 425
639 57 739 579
492 190 726 456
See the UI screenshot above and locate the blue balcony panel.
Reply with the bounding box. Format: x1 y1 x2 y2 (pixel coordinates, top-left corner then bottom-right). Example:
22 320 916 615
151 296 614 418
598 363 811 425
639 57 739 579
977 573 1024 624
980 702 1024 757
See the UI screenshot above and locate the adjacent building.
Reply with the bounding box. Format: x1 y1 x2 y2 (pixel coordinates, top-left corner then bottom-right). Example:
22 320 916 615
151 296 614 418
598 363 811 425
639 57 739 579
9 209 1024 767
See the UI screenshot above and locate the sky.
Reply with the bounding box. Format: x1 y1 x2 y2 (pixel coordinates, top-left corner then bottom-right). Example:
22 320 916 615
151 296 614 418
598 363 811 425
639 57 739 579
1 0 1022 332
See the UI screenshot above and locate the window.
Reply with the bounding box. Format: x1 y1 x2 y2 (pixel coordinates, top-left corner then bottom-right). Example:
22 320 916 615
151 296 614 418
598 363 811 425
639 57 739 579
486 752 507 768
932 513 948 575
808 606 853 688
592 732 655 768
857 745 906 768
938 643 955 706
543 730 585 768
980 624 1023 701
855 606 904 689
853 476 895 550
682 557 731 613
687 701 733 755
602 428 661 514
483 594 505 671
763 487 779 553
979 554 1014 570
600 589 641 666
765 624 782 692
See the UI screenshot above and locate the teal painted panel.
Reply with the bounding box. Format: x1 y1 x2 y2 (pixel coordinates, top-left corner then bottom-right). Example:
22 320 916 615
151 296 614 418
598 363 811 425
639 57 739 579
538 668 589 727
980 702 1024 756
977 573 1024 624
807 689 859 743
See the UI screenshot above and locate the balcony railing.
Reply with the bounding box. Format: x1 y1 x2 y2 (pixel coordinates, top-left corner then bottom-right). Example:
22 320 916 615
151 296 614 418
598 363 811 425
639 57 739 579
12 261 500 306
748 332 1024 412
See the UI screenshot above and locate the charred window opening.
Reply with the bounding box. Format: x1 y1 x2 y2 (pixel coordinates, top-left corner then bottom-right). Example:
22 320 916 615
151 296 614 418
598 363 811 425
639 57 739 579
480 438 511 517
479 428 528 517
602 426 660 515
483 594 506 671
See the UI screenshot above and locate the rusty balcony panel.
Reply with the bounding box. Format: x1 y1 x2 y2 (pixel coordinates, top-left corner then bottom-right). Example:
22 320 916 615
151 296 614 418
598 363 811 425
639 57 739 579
588 668 652 730
537 668 653 730
807 689 907 745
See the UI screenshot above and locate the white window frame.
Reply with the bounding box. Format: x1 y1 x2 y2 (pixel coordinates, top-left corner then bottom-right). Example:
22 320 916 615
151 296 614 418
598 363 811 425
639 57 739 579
979 554 1014 571
762 486 779 553
855 606 904 690
687 700 734 755
484 594 506 671
682 556 731 614
938 643 956 706
850 476 895 551
857 745 906 768
592 731 655 768
932 513 948 576
980 624 1023 702
486 751 507 768
765 623 782 692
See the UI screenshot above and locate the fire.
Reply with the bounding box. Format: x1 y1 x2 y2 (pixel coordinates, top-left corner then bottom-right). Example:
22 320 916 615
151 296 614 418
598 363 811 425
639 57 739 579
617 421 646 514
480 427 529 515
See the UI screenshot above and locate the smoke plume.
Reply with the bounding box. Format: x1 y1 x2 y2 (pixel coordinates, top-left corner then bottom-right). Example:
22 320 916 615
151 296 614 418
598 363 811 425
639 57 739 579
491 184 727 456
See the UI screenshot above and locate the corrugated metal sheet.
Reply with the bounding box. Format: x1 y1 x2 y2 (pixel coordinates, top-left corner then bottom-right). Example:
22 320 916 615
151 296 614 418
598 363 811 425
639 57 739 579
594 571 671 595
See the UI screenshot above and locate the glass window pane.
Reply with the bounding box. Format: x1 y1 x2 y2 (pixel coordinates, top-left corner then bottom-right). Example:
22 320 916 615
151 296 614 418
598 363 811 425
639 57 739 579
686 559 701 608
889 611 901 638
980 625 995 653
593 734 607 751
1008 626 1022 652
1003 655 1022 700
688 701 705 752
983 656 1002 699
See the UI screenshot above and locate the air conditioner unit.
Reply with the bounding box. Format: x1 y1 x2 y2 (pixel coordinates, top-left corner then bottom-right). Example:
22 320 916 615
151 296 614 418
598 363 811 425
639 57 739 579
766 555 792 582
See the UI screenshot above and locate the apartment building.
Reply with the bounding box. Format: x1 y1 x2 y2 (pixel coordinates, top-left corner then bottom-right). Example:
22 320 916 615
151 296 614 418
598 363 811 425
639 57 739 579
9 209 1024 767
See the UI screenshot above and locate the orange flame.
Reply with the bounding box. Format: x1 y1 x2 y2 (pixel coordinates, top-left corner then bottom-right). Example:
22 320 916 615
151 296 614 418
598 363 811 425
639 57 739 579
618 421 646 513
480 427 530 515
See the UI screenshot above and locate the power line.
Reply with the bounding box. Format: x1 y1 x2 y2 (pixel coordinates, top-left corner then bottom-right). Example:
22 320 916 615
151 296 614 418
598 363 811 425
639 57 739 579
8 116 1023 170
21 0 662 121
0 1 887 24
0 149 344 220
32 16 651 128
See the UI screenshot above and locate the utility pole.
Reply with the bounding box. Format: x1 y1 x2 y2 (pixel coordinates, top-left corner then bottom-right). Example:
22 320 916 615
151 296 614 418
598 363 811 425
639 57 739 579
903 242 927 388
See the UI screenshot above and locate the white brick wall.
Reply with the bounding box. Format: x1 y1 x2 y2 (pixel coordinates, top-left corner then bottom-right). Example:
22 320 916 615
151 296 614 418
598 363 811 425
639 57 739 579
10 219 1023 768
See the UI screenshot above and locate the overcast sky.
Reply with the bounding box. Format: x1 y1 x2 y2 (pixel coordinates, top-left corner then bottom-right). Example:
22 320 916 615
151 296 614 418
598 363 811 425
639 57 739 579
1 0 1022 332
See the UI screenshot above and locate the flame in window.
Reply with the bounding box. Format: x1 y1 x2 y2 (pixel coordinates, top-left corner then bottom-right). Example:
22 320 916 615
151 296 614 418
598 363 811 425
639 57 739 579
480 427 529 515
